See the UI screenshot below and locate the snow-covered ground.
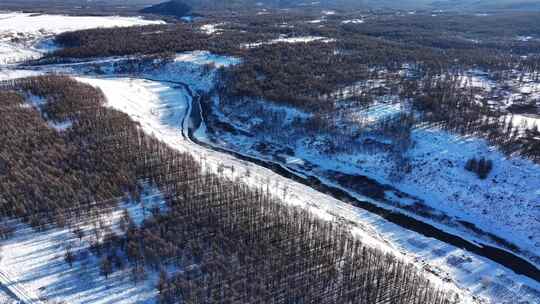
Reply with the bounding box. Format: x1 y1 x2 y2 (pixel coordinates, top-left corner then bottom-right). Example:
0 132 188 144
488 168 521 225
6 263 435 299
77 77 191 133
342 19 365 24
199 23 225 35
76 72 540 304
0 68 43 81
242 35 335 48
174 51 239 68
0 12 163 64
0 185 165 304
517 36 534 42
211 95 540 260
0 289 17 304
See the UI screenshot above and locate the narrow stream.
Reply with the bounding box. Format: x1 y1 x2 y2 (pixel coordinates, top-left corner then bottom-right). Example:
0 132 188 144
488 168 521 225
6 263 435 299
180 84 540 282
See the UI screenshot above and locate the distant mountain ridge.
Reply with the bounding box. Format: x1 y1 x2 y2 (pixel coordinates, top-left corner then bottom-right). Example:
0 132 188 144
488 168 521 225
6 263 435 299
140 0 191 18
431 0 540 10
141 0 540 12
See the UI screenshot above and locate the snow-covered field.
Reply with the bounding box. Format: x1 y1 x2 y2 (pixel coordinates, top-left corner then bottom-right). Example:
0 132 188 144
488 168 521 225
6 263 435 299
0 12 163 64
342 19 365 24
242 35 335 48
0 68 43 81
0 185 165 304
199 23 226 35
0 289 17 304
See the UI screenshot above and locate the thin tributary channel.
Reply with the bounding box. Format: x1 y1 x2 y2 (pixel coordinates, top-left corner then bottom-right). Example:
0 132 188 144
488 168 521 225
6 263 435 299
175 81 540 282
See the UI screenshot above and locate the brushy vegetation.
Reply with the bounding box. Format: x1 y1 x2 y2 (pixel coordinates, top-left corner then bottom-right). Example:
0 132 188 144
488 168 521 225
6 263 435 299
465 157 494 179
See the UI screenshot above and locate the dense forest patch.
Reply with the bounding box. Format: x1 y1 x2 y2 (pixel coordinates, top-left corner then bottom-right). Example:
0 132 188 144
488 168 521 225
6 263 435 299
0 76 142 227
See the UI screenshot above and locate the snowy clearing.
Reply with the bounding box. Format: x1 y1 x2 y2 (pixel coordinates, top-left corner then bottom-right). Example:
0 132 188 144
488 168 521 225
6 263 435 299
0 12 163 35
342 19 365 24
0 68 43 81
174 51 241 68
242 35 335 48
199 23 225 35
0 185 165 304
517 36 534 42
0 12 163 64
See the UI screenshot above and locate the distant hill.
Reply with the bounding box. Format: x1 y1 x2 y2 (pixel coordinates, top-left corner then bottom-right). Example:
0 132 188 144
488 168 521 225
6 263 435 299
140 0 192 18
330 0 540 11
431 0 540 10
176 0 540 11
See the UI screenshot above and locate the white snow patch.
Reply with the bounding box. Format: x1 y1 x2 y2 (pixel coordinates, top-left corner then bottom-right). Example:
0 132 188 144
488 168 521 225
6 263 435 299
24 93 73 131
342 19 365 24
517 36 534 42
0 12 162 35
200 23 225 35
0 185 166 303
243 35 335 48
174 50 240 68
508 113 540 129
457 74 495 91
0 12 163 64
0 68 43 81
